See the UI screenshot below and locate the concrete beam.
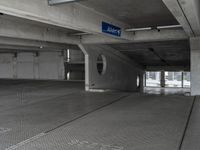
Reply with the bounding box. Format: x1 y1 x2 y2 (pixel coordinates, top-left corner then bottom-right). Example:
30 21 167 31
0 45 61 52
0 16 80 45
0 0 190 45
0 0 134 41
162 0 200 37
0 37 78 50
81 28 188 44
178 0 200 36
146 65 190 71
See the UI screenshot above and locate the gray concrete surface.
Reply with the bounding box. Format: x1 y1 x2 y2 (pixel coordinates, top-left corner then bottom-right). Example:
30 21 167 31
144 87 191 96
163 0 200 37
190 37 200 96
0 0 199 148
9 94 194 150
181 96 200 150
0 52 65 80
0 80 199 150
80 0 178 27
0 80 195 150
0 80 129 150
109 40 190 67
79 44 143 92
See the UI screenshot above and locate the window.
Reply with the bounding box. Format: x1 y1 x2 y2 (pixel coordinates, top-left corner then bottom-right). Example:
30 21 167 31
145 71 191 88
165 72 182 87
137 75 140 88
146 72 161 87
183 72 191 88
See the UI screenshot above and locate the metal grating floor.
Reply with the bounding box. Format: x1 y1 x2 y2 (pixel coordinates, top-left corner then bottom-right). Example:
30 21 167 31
0 80 128 150
181 96 200 150
7 94 194 150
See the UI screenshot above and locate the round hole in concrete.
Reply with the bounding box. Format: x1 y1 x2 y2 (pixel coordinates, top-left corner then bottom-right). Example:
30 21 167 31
137 75 140 88
97 54 106 75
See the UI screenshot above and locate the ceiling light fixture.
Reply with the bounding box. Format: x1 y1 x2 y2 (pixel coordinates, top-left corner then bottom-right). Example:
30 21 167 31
126 25 182 32
157 25 182 29
70 32 92 36
125 27 152 32
48 0 81 5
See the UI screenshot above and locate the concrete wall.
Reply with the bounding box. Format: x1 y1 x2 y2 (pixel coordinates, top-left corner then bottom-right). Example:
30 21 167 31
0 51 64 80
17 53 34 79
80 44 144 92
191 37 200 95
0 54 14 78
39 52 65 80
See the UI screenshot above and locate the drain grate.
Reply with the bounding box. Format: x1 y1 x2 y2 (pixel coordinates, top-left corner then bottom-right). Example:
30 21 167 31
0 127 11 134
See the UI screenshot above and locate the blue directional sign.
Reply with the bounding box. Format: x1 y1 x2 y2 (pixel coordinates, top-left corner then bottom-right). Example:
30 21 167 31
102 22 121 37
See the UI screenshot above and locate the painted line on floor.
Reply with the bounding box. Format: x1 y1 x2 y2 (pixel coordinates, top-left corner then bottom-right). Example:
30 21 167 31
45 94 131 134
5 94 130 150
178 96 196 150
5 133 46 150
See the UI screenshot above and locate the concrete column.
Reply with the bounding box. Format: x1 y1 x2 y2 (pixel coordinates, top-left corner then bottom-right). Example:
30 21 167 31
12 53 17 79
78 44 90 91
190 37 200 95
140 71 145 93
58 52 65 80
181 72 184 88
144 72 147 87
33 53 39 79
161 70 165 88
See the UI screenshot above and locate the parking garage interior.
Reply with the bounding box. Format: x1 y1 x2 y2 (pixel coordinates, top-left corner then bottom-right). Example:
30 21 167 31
0 0 200 150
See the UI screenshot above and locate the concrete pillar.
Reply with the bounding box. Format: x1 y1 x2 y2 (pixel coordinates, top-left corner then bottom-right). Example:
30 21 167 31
144 72 147 87
12 53 17 79
181 72 184 88
78 44 90 91
33 52 39 79
58 52 65 80
140 71 145 93
161 70 165 88
190 37 200 95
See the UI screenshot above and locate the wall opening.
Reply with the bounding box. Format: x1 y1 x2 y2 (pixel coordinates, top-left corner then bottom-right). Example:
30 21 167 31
137 75 140 88
165 72 182 87
145 72 161 87
145 71 191 88
97 54 106 75
183 72 191 88
64 49 85 81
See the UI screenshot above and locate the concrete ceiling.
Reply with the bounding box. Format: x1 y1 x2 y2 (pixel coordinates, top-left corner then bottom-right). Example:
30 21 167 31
80 0 179 27
108 40 190 67
0 14 80 51
0 14 85 35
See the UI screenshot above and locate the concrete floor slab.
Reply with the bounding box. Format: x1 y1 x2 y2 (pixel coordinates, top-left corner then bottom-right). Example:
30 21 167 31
0 80 84 111
0 80 128 150
181 96 200 150
144 87 191 96
10 94 194 150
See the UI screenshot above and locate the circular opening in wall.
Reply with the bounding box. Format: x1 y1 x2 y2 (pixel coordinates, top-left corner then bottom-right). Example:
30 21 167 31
137 75 140 88
97 54 106 75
